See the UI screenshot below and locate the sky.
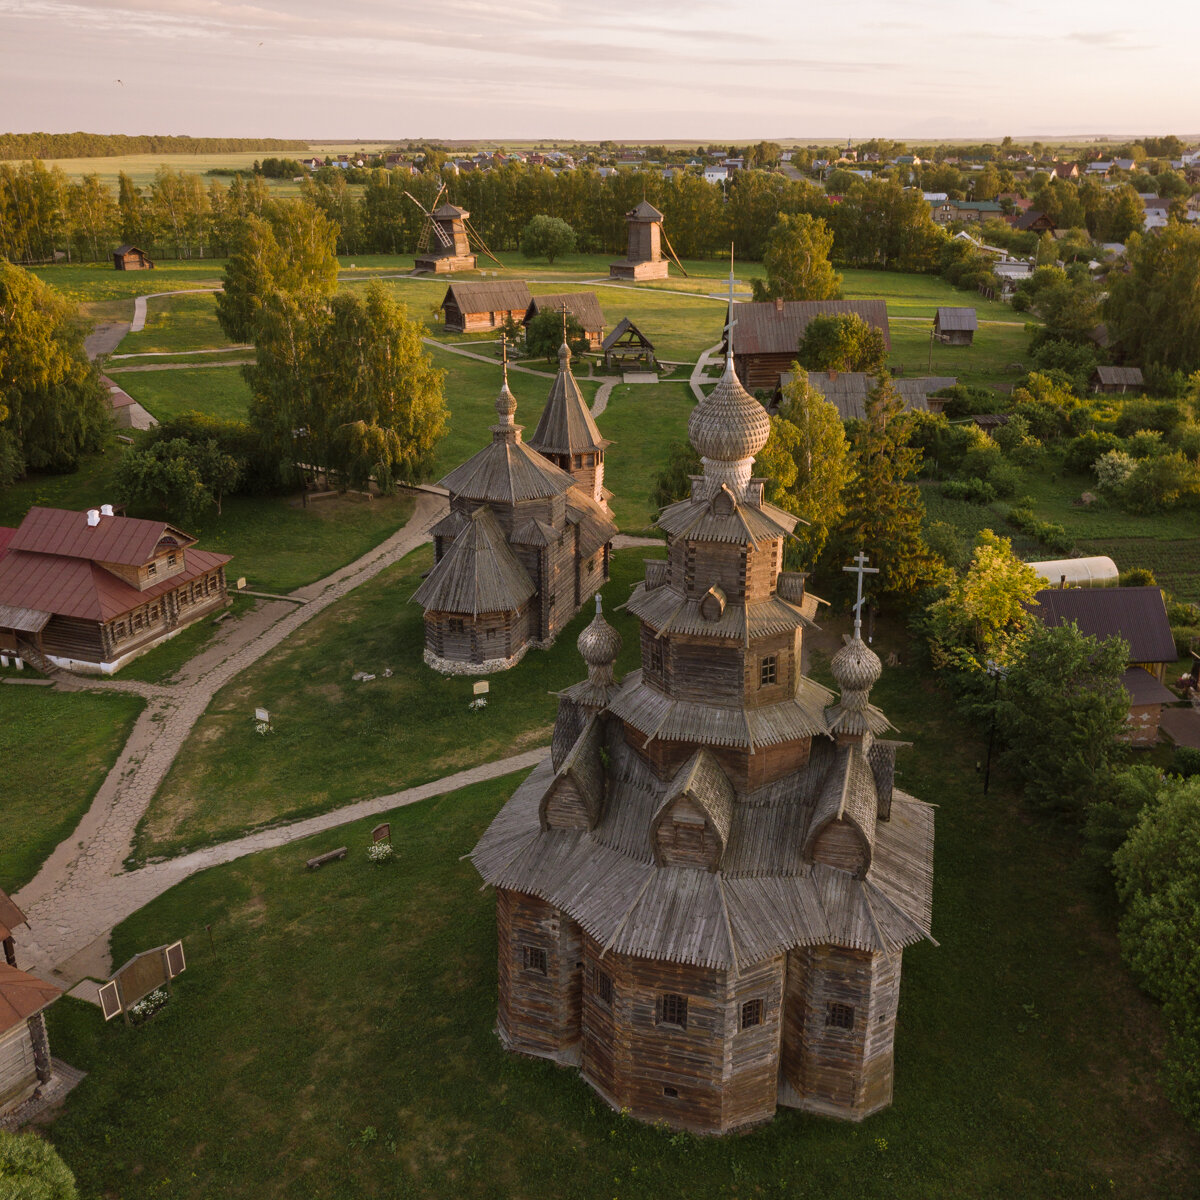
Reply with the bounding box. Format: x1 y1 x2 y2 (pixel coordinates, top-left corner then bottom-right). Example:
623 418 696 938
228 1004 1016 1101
3 0 1199 143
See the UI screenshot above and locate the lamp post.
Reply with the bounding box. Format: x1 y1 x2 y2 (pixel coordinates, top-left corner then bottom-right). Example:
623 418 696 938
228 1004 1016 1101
983 659 1007 795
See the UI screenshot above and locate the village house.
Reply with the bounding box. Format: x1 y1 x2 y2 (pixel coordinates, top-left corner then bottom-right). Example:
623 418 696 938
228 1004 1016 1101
1013 209 1056 234
412 341 617 673
726 299 891 392
440 280 532 333
111 245 153 271
1091 365 1144 394
471 314 935 1132
0 505 230 675
524 292 606 351
934 307 978 345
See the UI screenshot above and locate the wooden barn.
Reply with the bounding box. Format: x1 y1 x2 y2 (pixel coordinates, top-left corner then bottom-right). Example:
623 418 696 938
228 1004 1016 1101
414 203 477 273
727 300 891 392
413 341 616 674
0 506 229 675
610 200 671 281
471 303 935 1133
779 371 956 418
934 307 977 345
602 317 656 372
440 281 533 334
1091 365 1144 394
525 292 606 351
112 245 154 271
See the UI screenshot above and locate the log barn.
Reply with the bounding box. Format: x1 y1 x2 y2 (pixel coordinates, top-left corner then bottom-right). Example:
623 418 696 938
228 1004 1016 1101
440 281 533 334
1091 365 1144 394
413 340 617 674
112 245 154 270
933 307 977 345
0 506 230 675
472 320 935 1133
525 292 606 351
727 300 891 392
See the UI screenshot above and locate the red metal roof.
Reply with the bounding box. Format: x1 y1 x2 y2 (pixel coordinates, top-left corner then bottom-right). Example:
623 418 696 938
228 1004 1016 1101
0 888 26 942
0 547 230 623
0 527 14 563
0 963 62 1036
1034 586 1177 664
9 507 194 567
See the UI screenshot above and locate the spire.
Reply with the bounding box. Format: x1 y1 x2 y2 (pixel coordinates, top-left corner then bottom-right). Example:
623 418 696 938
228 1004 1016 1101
558 302 570 369
723 243 736 374
493 333 518 431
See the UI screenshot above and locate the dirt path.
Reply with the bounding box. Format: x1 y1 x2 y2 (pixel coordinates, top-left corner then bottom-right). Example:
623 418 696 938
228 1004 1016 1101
13 489 449 986
129 288 221 334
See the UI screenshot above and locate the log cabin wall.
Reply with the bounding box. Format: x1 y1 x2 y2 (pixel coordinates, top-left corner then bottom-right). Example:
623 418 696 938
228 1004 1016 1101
496 889 583 1060
809 821 869 876
744 632 798 709
688 543 747 601
744 540 782 602
666 634 743 704
734 353 794 392
42 616 108 660
720 955 786 1130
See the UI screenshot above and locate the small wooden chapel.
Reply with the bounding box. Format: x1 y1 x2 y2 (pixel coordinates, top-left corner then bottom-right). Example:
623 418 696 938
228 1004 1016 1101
471 284 936 1133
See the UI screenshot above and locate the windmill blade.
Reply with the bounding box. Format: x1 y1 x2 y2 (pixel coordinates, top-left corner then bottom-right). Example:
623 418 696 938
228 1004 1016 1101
463 218 504 268
403 189 452 251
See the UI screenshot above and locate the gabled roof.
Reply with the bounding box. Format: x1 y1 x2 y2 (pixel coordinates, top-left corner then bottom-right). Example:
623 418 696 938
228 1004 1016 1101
526 292 605 331
527 349 609 457
601 316 653 353
1122 666 1177 706
439 431 577 505
1033 586 1176 664
0 888 27 942
411 506 535 617
779 372 956 421
1015 209 1054 231
651 749 735 856
804 744 878 874
730 300 891 356
9 507 195 566
442 280 532 314
0 962 62 1036
1093 365 1144 387
935 307 978 331
627 200 663 222
431 203 467 219
540 714 606 830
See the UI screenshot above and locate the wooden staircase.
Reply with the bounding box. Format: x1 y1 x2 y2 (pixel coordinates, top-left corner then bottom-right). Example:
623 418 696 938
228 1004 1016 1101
15 638 59 677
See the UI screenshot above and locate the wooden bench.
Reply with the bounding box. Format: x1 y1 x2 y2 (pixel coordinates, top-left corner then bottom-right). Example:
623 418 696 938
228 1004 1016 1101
305 847 347 870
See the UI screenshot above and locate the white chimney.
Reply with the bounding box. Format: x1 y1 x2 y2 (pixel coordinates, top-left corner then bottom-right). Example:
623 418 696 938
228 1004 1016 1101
100 503 114 517
87 509 100 527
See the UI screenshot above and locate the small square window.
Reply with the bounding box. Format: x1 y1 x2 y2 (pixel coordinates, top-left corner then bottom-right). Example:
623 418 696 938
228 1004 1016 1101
594 969 614 1006
522 946 548 975
826 1002 855 1030
740 998 764 1030
167 553 177 567
663 1085 679 1098
760 655 777 687
147 561 157 577
659 993 687 1028
448 617 464 634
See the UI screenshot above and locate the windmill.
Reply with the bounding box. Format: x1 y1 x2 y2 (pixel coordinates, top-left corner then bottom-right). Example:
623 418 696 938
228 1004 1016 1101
404 187 504 273
609 199 687 281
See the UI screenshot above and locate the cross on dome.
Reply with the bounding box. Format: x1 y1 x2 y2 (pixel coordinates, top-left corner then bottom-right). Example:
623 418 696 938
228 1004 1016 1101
842 551 880 641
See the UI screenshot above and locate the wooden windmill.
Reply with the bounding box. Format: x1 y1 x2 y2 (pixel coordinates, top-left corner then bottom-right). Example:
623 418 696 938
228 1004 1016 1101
609 199 687 281
405 186 503 273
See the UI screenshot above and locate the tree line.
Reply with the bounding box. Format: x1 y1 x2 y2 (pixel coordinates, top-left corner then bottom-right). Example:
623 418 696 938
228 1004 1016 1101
0 132 307 160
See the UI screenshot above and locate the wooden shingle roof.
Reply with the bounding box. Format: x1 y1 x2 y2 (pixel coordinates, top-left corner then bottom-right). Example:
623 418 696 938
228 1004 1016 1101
628 200 664 222
1093 365 1144 387
411 507 535 617
526 292 605 331
442 280 532 314
779 371 957 420
601 317 653 353
730 300 891 355
527 347 609 457
935 307 978 331
1033 586 1176 664
439 431 577 504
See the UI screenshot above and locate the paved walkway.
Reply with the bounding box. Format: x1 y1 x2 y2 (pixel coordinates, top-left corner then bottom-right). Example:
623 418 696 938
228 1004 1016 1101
14 489 449 985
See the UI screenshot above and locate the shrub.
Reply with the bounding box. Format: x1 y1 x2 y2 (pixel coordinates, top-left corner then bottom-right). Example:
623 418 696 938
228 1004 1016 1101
1122 451 1200 513
940 477 997 504
0 1130 78 1199
987 460 1023 498
923 520 971 572
1119 567 1158 587
1115 398 1187 438
1006 506 1072 554
1125 428 1167 459
1094 449 1136 493
1171 625 1200 657
1065 429 1124 473
928 384 1004 419
1167 599 1200 627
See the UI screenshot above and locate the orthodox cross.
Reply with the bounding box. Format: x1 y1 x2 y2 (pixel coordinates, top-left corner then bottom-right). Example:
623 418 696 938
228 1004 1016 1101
843 551 879 641
724 244 737 366
500 331 509 382
561 301 569 345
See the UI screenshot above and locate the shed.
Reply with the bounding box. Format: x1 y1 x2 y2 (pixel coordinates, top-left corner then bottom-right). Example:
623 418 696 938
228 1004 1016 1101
1121 667 1178 747
729 300 891 391
525 293 605 351
0 964 61 1115
112 245 154 271
1091 365 1144 394
601 317 656 371
441 281 533 334
1027 556 1118 589
934 308 977 346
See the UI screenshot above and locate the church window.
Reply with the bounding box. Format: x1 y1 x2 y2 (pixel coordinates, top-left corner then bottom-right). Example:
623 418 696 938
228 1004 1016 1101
740 998 764 1030
760 655 777 687
826 1002 855 1030
648 639 664 677
662 1086 679 1098
594 968 614 1006
658 993 687 1028
448 618 465 634
522 946 548 975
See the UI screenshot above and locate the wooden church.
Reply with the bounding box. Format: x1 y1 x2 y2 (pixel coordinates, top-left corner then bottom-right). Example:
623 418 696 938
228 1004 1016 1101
413 340 618 674
471 297 935 1133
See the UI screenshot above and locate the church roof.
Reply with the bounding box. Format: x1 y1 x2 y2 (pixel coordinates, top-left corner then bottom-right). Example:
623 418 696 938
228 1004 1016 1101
439 431 576 504
656 489 798 547
411 507 535 617
527 344 610 458
566 492 619 559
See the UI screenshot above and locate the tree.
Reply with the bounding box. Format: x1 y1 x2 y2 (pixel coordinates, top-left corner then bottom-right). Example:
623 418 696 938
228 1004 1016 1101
216 204 339 343
0 1129 78 1199
796 312 887 374
649 440 701 510
756 369 848 565
0 262 110 482
751 213 841 303
1113 777 1200 1126
825 373 935 597
925 531 1042 672
114 436 241 524
997 620 1130 817
520 214 577 264
1107 225 1200 373
525 310 588 362
247 280 446 490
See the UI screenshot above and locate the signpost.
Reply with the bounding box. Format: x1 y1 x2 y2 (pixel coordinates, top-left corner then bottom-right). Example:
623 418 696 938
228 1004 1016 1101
473 681 489 696
255 708 270 724
100 940 187 1023
372 822 391 844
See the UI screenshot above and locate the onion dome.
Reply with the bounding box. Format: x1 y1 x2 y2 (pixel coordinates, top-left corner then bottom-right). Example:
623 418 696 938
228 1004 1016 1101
831 635 882 694
558 339 571 370
578 594 622 667
688 362 771 465
495 378 517 425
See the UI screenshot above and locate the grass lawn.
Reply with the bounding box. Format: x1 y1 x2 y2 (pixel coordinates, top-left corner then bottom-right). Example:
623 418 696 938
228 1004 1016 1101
117 291 233 354
597 380 694 532
47 629 1200 1199
133 544 662 861
116 594 256 685
117 365 253 423
0 687 143 893
30 261 226 306
886 320 1030 390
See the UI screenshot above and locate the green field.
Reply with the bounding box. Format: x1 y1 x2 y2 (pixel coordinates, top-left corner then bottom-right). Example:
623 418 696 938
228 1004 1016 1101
117 364 253 423
116 594 256 686
29 261 226 306
118 291 234 354
48 635 1200 1200
0 687 144 893
133 543 661 861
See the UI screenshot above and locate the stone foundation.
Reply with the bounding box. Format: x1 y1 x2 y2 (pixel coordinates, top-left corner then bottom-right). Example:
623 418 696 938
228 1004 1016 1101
609 260 670 281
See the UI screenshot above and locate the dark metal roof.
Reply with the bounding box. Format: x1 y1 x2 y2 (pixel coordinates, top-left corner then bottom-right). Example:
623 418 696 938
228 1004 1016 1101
9 507 194 566
526 292 605 331
601 316 653 353
1122 666 1177 706
731 300 891 355
1033 586 1176 664
935 307 978 331
442 280 532 314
